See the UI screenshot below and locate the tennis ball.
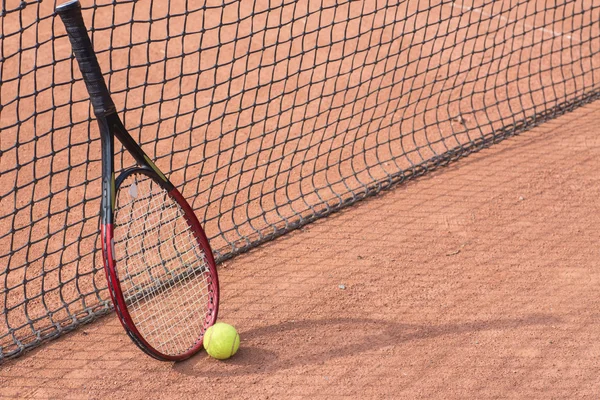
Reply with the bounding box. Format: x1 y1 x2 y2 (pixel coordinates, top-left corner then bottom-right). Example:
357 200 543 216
203 322 240 360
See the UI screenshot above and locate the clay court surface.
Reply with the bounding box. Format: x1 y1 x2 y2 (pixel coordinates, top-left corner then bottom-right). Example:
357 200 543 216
2 0 600 398
1 102 599 398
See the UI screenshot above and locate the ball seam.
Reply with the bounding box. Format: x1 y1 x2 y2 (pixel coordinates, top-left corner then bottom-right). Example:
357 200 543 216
204 325 214 353
230 333 239 357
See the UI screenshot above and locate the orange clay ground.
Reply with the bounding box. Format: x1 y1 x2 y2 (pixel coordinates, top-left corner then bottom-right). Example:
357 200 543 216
1 101 600 399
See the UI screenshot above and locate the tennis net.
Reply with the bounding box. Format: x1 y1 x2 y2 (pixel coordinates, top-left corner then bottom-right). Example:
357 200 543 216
1 0 600 361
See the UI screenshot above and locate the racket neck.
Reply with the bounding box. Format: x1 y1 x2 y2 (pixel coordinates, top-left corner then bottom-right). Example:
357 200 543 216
105 114 147 166
105 114 174 191
99 116 115 227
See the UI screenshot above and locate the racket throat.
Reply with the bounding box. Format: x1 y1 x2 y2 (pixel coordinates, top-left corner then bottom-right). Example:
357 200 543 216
99 117 116 226
106 114 173 190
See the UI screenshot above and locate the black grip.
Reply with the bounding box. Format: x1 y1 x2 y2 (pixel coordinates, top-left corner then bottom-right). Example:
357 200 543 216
56 0 116 117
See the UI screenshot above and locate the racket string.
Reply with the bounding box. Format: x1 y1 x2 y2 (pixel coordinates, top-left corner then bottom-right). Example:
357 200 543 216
113 173 216 356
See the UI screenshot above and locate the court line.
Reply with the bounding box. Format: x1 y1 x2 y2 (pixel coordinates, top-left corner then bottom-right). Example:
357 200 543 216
448 2 578 43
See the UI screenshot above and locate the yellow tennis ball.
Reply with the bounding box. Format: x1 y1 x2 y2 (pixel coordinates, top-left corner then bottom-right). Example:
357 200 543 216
203 322 240 360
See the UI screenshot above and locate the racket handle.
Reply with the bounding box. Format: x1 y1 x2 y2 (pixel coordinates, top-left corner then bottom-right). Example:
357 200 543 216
56 0 116 117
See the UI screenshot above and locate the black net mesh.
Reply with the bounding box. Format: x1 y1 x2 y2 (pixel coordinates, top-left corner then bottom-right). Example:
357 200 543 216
1 0 600 361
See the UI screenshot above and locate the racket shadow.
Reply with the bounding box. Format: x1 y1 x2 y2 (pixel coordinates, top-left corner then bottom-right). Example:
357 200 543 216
173 313 559 377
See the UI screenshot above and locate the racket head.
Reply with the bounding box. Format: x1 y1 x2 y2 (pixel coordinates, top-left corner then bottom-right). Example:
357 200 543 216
101 167 219 361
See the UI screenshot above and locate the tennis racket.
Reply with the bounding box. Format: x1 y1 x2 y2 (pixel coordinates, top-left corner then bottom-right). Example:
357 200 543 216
56 0 219 361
